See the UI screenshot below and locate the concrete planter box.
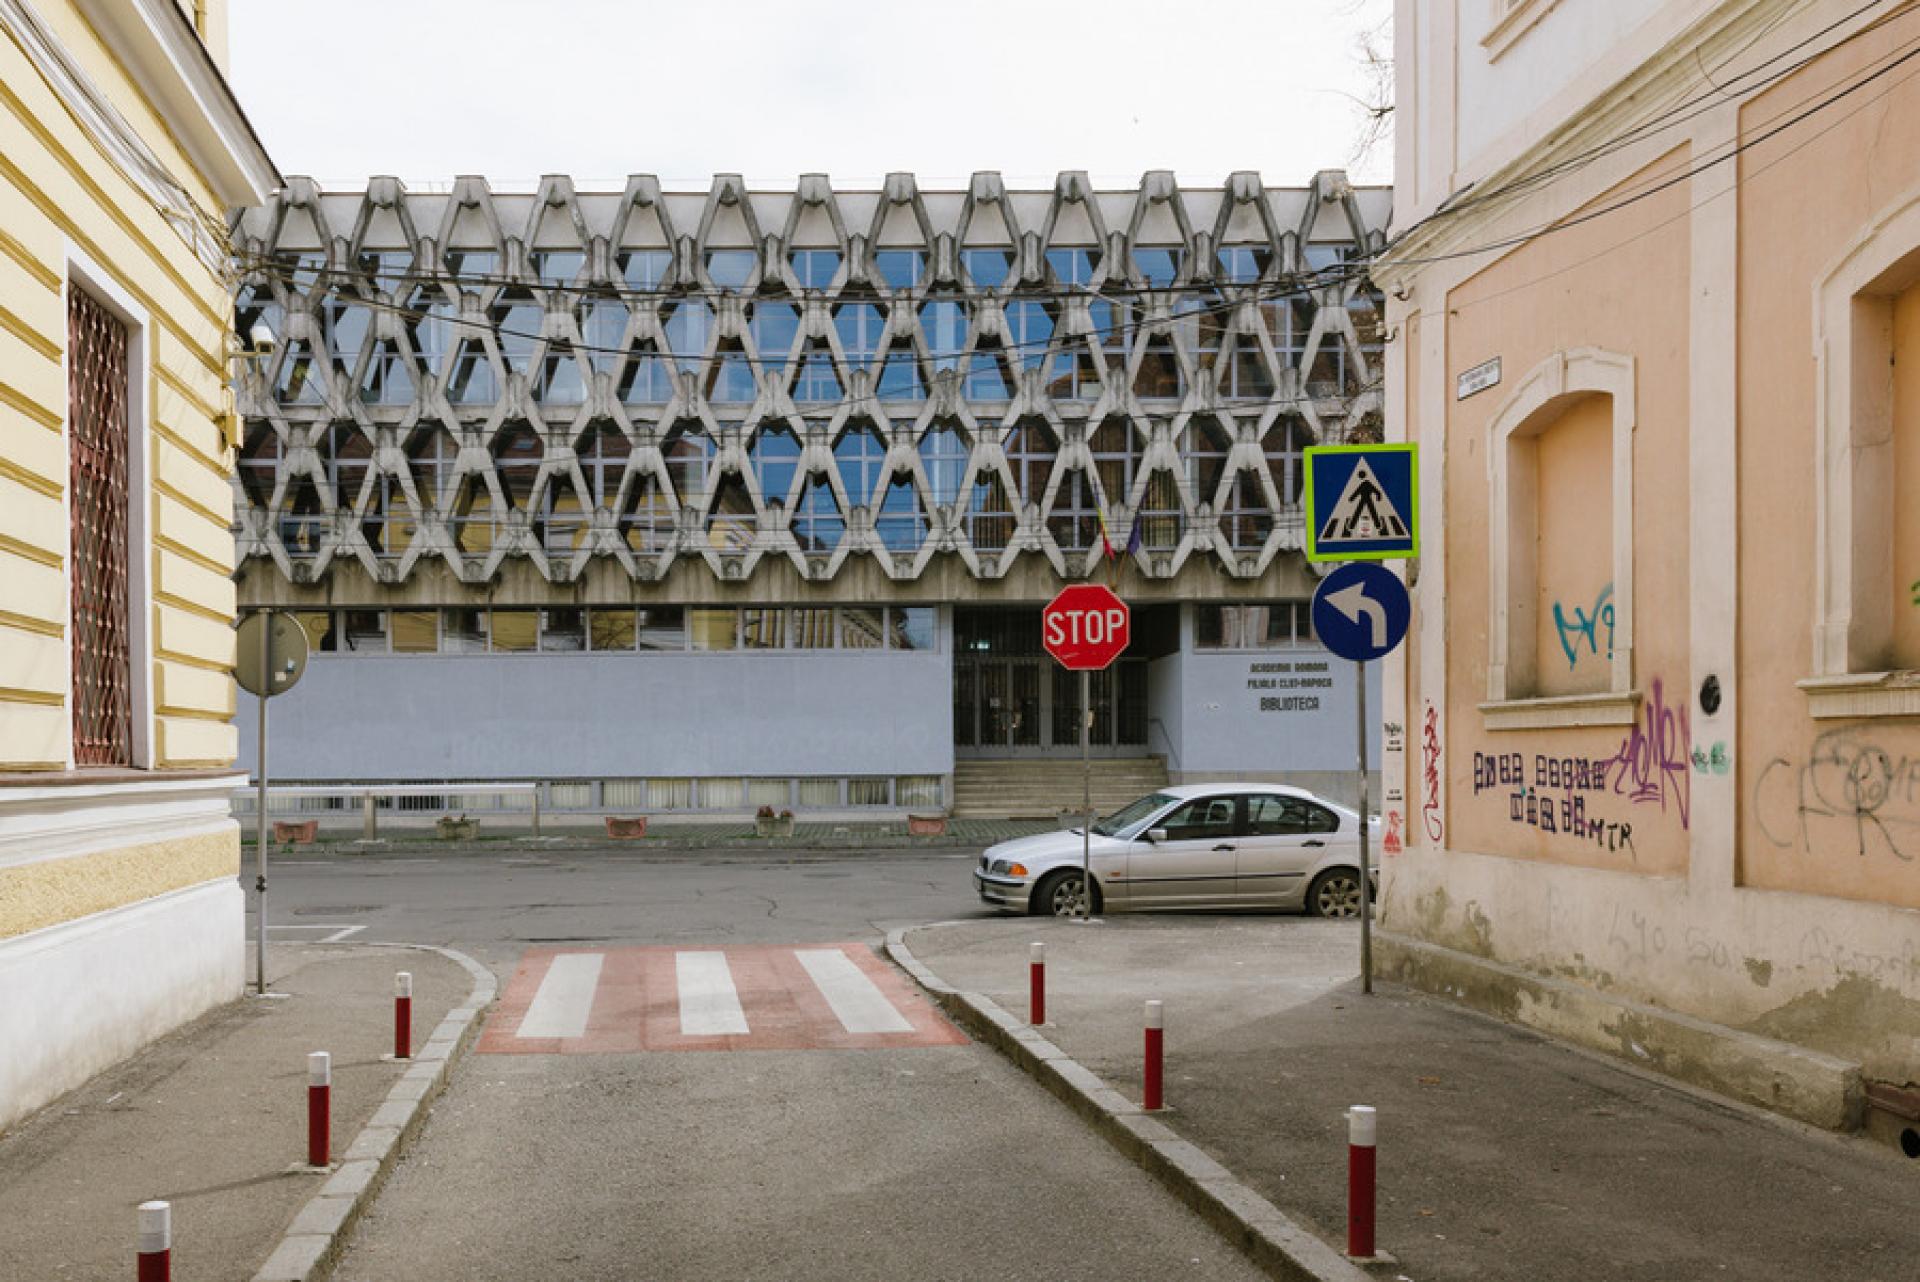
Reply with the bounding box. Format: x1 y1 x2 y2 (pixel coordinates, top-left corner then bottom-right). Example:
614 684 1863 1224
436 816 479 841
604 815 648 840
907 813 948 837
754 815 795 839
273 819 318 844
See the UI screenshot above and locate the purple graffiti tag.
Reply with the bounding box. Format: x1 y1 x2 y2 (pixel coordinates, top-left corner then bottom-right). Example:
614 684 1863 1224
1605 678 1691 829
1422 703 1444 842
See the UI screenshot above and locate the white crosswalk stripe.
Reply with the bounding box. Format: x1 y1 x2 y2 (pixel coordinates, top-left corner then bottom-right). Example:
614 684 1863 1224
676 950 750 1036
794 948 915 1034
515 952 603 1039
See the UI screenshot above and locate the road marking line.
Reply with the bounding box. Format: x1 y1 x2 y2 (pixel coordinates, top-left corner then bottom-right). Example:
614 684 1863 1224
676 951 748 1036
515 953 603 1039
321 925 365 943
794 948 914 1034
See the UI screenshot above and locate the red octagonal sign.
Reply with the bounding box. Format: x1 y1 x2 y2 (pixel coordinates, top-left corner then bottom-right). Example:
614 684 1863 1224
1043 583 1131 671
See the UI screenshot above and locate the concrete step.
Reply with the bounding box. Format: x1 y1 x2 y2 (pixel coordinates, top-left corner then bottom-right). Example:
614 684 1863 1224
951 758 1168 818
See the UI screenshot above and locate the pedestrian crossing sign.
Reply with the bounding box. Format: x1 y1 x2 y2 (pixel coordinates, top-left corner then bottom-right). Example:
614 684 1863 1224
1303 443 1419 562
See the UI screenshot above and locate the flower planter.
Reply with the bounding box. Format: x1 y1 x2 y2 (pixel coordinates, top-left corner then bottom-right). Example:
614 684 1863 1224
436 816 479 841
754 816 796 839
907 813 948 837
604 815 648 840
273 819 318 844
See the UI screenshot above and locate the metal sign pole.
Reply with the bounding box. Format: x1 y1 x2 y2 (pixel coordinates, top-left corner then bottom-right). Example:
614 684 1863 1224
254 610 271 996
1080 666 1092 920
1356 657 1372 995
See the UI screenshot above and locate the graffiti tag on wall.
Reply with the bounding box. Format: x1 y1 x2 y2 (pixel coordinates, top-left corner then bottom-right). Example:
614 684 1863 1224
1421 702 1443 842
1472 748 1636 854
1606 678 1690 829
1756 728 1920 863
1467 677 1692 859
1552 582 1615 669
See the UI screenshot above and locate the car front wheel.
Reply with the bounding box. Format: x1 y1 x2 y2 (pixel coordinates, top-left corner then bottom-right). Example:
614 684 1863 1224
1032 869 1099 918
1307 869 1364 918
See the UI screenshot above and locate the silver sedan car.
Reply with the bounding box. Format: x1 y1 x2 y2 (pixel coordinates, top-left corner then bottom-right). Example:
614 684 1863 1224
973 783 1380 918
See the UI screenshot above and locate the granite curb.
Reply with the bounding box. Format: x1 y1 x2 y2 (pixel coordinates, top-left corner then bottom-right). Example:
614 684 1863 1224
885 925 1376 1282
249 942 497 1282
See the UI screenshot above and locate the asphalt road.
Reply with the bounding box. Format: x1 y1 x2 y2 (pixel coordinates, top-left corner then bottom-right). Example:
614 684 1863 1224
257 847 1270 1280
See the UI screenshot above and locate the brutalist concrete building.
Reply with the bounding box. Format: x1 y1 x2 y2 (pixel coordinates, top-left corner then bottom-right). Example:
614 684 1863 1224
229 170 1389 818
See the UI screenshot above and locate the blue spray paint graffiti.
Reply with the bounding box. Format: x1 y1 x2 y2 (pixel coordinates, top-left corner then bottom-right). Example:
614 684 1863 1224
1552 583 1615 669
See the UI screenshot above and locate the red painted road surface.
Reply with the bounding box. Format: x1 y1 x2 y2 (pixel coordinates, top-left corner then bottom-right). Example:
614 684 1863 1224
478 944 966 1055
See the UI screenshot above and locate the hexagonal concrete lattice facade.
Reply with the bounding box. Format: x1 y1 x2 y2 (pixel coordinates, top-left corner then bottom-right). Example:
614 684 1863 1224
229 171 1389 599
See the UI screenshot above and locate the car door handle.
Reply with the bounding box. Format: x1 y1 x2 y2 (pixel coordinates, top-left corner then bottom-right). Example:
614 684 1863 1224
1213 843 1236 852
1304 839 1325 848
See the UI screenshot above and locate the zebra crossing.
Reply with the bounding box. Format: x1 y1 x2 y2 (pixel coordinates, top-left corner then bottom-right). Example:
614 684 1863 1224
477 943 965 1054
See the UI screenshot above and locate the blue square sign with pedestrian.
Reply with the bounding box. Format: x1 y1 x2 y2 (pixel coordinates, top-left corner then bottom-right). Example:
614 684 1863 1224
1303 443 1419 563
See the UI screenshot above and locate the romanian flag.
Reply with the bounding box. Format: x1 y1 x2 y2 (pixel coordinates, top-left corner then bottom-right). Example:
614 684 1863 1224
1096 506 1117 561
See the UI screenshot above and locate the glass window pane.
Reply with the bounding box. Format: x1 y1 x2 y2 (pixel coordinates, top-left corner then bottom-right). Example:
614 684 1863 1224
343 610 387 653
701 778 745 808
637 607 686 650
790 608 835 648
690 609 736 650
541 607 586 651
647 778 693 809
292 611 336 653
741 608 786 649
391 610 437 653
847 778 890 806
896 775 942 807
747 779 791 808
889 608 935 651
839 608 885 649
443 608 488 653
590 609 637 651
797 778 840 807
491 609 538 652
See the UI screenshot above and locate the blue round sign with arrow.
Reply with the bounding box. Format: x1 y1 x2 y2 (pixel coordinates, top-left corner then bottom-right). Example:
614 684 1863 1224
1310 562 1411 664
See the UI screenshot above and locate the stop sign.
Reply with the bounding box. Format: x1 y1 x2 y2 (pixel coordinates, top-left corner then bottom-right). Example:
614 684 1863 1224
1042 584 1131 670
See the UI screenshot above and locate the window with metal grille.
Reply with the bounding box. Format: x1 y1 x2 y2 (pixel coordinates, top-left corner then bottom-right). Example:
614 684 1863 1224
68 287 133 766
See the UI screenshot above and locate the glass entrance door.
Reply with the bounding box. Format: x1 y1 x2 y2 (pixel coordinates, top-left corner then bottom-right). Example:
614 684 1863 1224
955 655 1149 757
958 658 1047 755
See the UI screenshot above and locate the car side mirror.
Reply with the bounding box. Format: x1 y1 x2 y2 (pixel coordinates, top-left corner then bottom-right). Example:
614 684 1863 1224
1147 828 1168 844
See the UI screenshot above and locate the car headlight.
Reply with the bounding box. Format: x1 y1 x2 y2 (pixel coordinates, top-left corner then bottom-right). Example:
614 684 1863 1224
990 860 1029 877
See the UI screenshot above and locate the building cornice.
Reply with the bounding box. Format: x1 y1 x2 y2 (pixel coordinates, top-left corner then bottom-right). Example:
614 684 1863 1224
67 0 278 205
1374 0 1803 288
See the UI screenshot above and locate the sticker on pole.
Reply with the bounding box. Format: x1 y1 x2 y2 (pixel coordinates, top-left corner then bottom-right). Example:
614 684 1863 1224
1310 562 1410 664
1303 443 1418 562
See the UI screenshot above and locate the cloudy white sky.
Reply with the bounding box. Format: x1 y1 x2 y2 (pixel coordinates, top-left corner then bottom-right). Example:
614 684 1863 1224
230 0 1392 190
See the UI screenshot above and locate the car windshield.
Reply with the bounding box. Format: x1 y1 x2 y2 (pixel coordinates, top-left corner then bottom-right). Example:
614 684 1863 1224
1091 791 1177 838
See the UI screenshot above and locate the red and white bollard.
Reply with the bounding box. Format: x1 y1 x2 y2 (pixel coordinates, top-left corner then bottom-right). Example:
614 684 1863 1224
1029 942 1045 1026
1347 1104 1377 1259
307 1051 331 1168
394 971 413 1060
136 1200 170 1281
1143 999 1165 1111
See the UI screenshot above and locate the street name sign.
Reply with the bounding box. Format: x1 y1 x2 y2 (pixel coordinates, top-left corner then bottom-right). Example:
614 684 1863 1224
1303 443 1419 563
1042 584 1130 671
1310 562 1411 664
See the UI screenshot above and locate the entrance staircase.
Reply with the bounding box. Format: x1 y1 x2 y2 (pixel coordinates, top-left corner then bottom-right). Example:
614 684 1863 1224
951 757 1170 820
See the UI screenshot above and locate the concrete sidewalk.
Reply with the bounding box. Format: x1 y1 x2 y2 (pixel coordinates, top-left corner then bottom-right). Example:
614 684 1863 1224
0 942 493 1281
897 916 1918 1282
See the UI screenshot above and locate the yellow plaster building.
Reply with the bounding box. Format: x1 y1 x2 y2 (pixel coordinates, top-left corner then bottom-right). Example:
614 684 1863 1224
0 0 275 1130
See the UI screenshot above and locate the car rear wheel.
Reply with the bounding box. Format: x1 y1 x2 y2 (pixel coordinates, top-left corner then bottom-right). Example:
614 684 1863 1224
1033 869 1099 918
1307 869 1363 918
